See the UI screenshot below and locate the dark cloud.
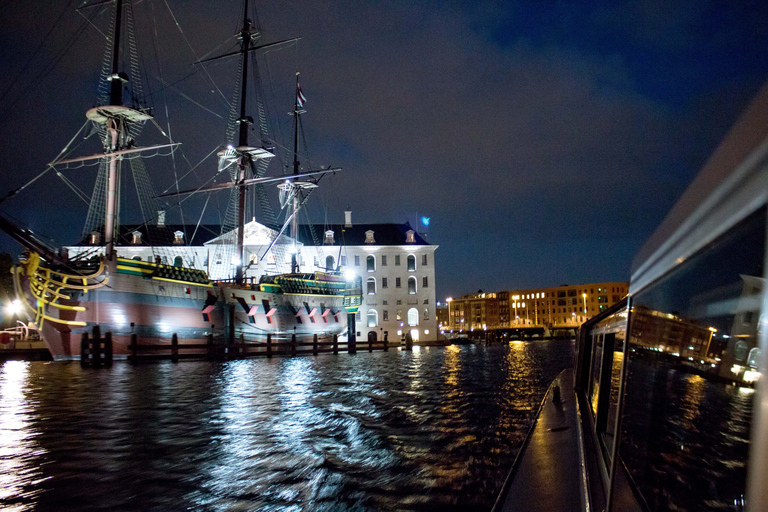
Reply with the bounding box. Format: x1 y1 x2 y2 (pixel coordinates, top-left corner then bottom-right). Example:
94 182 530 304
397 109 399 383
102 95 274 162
1 0 767 302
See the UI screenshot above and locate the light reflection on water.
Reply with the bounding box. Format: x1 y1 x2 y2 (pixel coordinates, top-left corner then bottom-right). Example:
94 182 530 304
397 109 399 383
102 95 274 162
1 341 573 511
0 361 45 512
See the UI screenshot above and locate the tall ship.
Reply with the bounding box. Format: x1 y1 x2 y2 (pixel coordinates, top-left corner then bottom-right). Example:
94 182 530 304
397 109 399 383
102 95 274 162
0 0 361 361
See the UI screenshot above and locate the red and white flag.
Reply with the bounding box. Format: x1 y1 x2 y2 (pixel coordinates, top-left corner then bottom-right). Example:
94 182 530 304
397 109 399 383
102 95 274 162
297 83 307 108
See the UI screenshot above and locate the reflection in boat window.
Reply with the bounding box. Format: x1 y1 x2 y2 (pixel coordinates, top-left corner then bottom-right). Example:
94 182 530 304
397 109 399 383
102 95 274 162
613 207 765 512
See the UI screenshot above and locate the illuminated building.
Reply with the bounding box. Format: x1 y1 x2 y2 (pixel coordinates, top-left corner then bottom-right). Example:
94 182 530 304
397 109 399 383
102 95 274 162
66 210 438 344
446 282 629 333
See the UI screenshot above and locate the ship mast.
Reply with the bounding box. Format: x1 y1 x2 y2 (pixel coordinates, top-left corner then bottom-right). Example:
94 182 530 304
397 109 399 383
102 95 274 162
85 0 152 260
290 73 303 274
233 0 254 284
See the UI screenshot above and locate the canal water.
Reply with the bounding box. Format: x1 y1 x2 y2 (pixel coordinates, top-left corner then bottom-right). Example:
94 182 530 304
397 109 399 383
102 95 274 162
1 340 574 511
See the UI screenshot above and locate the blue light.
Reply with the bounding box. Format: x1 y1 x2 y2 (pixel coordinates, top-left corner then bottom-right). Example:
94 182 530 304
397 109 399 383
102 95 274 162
421 216 430 226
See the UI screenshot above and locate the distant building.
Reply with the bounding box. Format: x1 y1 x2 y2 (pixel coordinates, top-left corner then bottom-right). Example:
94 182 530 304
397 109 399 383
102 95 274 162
66 210 439 343
445 282 629 335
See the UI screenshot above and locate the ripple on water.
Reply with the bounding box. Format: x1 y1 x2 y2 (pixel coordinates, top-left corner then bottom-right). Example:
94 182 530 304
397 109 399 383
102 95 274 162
1 340 573 511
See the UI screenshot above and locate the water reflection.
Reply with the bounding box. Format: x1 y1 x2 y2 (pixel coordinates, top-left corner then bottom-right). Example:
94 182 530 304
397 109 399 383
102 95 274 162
2 342 573 511
0 361 44 512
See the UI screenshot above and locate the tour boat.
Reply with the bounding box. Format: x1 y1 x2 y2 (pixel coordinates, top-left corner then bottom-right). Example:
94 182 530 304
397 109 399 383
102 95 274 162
494 81 768 511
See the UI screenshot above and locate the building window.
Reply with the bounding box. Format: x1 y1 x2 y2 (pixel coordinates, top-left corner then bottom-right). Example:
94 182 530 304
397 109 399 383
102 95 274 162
422 254 427 266
326 255 335 271
423 276 428 288
173 231 184 245
405 230 416 243
383 310 389 321
324 230 335 244
382 277 388 288
174 256 183 267
365 230 375 244
407 255 416 272
382 255 387 266
355 255 360 266
367 255 375 272
367 277 376 295
395 255 401 266
408 308 419 326
131 231 142 245
367 309 378 327
341 256 347 266
90 231 100 245
396 277 401 288
408 276 417 294
424 308 429 320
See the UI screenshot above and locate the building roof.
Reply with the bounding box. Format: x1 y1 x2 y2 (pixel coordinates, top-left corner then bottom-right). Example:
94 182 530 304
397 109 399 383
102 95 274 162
296 222 431 246
72 221 433 248
75 224 221 247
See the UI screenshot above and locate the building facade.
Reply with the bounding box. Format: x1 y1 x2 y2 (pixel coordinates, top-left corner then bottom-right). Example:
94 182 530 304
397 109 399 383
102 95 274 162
66 211 439 343
445 282 628 335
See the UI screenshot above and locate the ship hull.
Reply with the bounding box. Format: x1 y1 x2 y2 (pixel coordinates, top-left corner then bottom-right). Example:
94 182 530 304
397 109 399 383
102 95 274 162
220 284 349 342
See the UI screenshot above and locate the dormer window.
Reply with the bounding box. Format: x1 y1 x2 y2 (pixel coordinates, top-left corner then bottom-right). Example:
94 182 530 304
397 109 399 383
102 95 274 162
365 230 375 244
131 231 142 245
90 231 100 245
324 230 335 244
173 231 184 245
406 230 415 243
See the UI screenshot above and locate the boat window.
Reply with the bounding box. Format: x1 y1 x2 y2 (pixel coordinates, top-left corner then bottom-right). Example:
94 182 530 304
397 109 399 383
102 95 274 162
612 207 765 512
588 334 604 416
587 308 628 464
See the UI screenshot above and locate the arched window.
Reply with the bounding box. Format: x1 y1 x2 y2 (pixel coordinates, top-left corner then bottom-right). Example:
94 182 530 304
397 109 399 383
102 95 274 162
367 309 378 327
367 255 375 272
407 254 416 271
367 277 376 295
408 276 417 294
326 255 335 271
408 308 419 326
747 347 761 368
174 256 183 267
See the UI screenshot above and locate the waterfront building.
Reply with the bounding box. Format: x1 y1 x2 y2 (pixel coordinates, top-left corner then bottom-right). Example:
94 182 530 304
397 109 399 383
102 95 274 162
445 282 628 335
66 211 439 343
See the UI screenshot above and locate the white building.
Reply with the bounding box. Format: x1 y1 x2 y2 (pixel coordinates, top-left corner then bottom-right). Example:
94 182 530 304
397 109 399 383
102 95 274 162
67 211 439 343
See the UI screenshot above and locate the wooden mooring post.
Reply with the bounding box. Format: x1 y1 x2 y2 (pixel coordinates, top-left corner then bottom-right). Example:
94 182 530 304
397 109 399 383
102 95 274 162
130 333 138 365
207 332 214 361
383 331 389 351
266 333 273 358
80 326 113 367
348 312 357 354
313 334 319 356
291 333 297 357
332 334 338 354
171 333 179 363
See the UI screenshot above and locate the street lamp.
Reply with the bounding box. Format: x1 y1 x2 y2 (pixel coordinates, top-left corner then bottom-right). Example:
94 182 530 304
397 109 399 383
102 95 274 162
582 293 587 320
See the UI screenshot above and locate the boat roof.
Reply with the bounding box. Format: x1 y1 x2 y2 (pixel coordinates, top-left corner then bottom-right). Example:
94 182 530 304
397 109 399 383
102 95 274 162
631 81 768 293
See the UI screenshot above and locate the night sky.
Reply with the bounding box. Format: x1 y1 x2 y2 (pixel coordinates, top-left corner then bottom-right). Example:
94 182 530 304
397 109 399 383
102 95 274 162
1 1 768 303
